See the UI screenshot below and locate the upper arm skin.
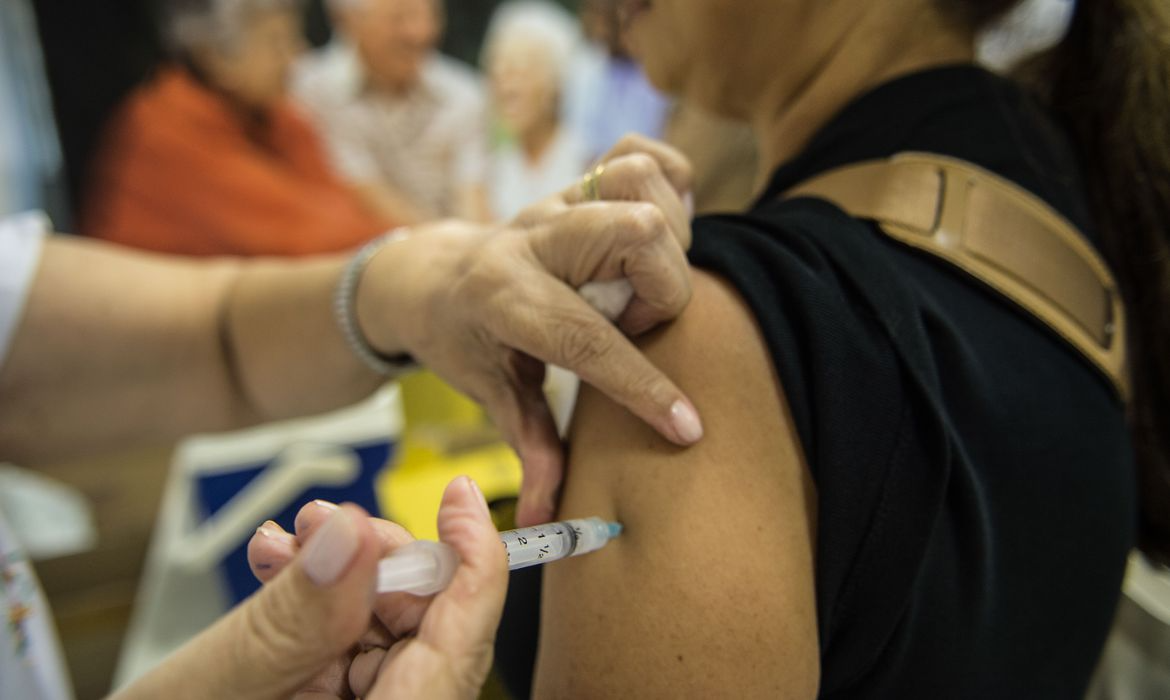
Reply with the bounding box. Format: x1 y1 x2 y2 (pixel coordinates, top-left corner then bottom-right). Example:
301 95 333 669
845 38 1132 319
534 270 820 699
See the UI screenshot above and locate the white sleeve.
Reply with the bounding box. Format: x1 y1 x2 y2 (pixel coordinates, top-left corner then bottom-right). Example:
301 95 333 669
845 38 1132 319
0 212 47 371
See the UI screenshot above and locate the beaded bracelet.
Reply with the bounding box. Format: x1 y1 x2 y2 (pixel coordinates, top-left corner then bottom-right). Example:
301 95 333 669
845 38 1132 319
334 229 418 377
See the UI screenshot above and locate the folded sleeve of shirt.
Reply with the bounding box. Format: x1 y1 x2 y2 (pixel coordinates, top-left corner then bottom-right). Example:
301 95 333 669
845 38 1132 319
0 212 47 371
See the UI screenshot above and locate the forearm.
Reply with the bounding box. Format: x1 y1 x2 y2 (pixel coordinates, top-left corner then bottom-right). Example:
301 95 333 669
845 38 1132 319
224 254 383 423
0 236 380 464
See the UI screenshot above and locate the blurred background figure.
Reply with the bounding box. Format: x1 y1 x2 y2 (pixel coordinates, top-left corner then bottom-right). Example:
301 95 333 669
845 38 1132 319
295 0 492 224
481 1 588 221
0 0 67 225
564 0 671 161
81 0 389 257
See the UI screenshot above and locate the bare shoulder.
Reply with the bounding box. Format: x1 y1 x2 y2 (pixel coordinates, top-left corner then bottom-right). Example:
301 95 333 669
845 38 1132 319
534 269 820 699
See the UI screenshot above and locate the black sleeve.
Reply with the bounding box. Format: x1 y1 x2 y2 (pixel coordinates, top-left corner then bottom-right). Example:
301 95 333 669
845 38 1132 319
688 203 953 691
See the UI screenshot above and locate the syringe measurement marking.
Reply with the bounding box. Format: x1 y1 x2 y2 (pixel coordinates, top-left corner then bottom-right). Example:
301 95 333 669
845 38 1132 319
503 522 577 569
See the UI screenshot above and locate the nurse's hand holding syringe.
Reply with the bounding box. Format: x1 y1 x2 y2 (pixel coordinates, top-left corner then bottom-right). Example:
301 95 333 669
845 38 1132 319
243 478 622 699
241 479 513 700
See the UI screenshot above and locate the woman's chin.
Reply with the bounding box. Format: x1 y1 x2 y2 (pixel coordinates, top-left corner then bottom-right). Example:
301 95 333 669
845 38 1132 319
627 41 684 99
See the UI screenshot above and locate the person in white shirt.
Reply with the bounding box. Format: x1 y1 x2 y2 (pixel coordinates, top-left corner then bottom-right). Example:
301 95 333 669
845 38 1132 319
481 1 591 221
294 0 492 224
0 134 701 699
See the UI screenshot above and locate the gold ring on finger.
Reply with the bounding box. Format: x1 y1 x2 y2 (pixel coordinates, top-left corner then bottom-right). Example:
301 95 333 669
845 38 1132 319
581 163 606 202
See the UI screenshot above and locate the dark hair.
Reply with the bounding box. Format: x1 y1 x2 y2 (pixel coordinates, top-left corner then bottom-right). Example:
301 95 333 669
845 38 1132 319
944 0 1170 567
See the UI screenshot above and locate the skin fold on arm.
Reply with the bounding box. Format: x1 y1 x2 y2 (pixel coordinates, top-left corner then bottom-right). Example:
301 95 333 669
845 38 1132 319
535 269 820 698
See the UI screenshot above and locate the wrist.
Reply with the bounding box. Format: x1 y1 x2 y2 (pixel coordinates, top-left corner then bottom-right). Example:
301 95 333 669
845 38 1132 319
336 230 417 375
352 221 496 370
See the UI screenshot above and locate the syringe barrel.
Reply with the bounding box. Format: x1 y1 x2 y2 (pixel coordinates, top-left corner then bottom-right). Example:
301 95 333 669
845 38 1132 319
500 521 576 570
377 517 620 593
500 517 614 570
376 539 458 596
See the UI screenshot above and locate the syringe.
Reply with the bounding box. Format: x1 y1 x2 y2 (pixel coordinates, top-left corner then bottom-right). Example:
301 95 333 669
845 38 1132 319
376 517 622 595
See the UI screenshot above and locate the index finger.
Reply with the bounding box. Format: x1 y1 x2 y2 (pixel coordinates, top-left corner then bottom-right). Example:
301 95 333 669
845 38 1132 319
488 270 703 448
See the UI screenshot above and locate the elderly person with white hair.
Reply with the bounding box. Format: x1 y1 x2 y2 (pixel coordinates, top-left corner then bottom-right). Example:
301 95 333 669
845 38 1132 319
482 1 590 221
82 0 390 256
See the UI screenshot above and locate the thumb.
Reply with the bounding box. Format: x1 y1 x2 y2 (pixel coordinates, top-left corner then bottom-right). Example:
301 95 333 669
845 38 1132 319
368 478 507 700
229 505 382 698
119 506 383 700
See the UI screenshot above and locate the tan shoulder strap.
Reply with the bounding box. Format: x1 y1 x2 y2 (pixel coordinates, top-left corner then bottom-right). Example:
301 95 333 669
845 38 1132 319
784 152 1130 401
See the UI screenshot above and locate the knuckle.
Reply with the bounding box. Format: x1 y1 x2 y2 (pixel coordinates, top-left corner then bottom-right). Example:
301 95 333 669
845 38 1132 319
612 133 650 159
616 133 645 151
649 269 692 314
665 281 693 316
556 315 619 370
620 152 661 182
456 244 516 305
627 367 669 405
236 589 314 674
624 203 669 242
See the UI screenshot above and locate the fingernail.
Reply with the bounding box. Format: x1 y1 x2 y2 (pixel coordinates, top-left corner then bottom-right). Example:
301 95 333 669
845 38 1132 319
466 477 491 519
313 500 339 511
256 522 295 547
300 509 360 587
670 399 704 444
683 191 695 218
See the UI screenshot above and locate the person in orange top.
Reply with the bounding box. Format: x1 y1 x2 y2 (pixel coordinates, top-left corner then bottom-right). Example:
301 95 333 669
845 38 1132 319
82 0 389 257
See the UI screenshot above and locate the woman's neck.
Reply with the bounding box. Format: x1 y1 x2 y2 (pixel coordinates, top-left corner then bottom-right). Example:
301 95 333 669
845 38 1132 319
749 12 976 189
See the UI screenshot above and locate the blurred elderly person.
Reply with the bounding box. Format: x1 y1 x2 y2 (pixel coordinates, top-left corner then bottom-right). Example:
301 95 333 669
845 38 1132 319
564 0 672 161
294 0 491 224
482 1 589 221
82 0 388 257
